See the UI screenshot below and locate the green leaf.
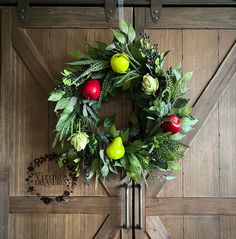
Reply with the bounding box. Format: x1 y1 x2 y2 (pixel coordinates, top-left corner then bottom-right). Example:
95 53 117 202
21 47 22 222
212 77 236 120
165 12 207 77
58 156 66 168
179 107 192 117
73 158 80 163
101 163 109 177
172 98 189 109
167 161 181 171
110 124 117 138
99 149 105 160
82 104 88 117
154 58 159 66
170 133 185 141
180 116 198 133
181 124 193 133
128 24 136 42
56 114 69 130
119 20 129 34
70 50 87 59
86 158 100 180
164 175 176 181
48 91 65 102
54 97 70 111
120 156 129 170
68 149 78 160
120 129 129 143
126 140 144 153
172 69 181 82
182 72 193 82
181 116 198 126
106 43 116 51
63 97 77 114
128 154 143 181
111 29 126 44
130 112 138 126
104 116 115 129
114 161 122 167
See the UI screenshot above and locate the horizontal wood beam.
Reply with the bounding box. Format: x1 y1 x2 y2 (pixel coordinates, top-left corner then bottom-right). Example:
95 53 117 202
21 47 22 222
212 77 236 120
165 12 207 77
146 197 236 216
9 196 121 214
2 0 236 6
12 7 133 28
12 28 55 96
137 8 236 29
183 42 236 145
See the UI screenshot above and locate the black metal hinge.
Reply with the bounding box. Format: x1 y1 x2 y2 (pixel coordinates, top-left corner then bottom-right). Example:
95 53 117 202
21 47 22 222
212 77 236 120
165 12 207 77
104 0 117 22
17 0 29 22
151 0 162 23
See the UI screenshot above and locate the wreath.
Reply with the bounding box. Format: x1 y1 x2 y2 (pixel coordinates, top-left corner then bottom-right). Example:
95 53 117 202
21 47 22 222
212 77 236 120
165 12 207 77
48 21 198 183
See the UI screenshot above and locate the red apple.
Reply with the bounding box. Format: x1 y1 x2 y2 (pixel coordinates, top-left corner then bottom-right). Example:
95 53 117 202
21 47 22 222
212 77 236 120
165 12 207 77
82 79 101 100
162 115 181 134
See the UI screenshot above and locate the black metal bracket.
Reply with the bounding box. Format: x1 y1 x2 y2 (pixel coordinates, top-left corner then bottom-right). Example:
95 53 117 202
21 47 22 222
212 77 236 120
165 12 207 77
151 0 162 23
17 0 29 22
104 0 117 22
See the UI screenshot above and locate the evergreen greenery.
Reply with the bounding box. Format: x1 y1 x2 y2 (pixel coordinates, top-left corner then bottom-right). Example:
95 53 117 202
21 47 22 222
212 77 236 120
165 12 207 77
48 21 197 183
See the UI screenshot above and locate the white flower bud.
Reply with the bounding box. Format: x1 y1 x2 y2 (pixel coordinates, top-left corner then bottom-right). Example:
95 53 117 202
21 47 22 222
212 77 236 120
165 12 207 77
142 74 159 95
69 132 89 152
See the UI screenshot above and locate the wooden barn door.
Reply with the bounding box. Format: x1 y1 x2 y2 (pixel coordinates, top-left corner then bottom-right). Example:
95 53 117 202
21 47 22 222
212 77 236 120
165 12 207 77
0 8 134 239
134 7 236 239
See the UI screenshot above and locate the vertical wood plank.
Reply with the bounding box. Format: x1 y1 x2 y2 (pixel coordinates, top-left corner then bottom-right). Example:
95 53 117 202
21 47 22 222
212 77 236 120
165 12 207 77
48 214 107 239
219 77 236 197
183 107 219 197
183 30 219 197
183 30 219 106
219 30 236 63
184 216 219 239
9 214 47 239
218 30 236 198
146 29 183 198
0 9 11 239
220 216 236 239
9 50 49 196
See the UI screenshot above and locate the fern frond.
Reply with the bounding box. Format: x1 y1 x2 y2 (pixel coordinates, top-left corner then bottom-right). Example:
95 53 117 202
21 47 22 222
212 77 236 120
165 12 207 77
74 61 110 85
67 59 98 66
99 71 114 103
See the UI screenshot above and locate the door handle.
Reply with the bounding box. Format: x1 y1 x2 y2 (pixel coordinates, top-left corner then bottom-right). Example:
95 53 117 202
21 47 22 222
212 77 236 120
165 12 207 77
136 183 143 230
123 183 129 229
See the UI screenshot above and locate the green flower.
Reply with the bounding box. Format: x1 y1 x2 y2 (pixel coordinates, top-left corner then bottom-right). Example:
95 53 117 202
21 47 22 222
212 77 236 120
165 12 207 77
69 132 89 151
142 74 159 95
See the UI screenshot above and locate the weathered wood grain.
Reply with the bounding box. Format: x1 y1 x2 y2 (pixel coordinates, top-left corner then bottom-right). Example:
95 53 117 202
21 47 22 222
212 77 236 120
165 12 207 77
146 216 171 239
47 214 107 239
159 216 184 239
183 42 236 146
12 7 133 29
9 214 47 239
219 31 236 198
0 9 11 239
220 216 236 239
136 8 236 29
184 216 219 239
146 197 236 216
9 196 121 214
9 49 49 196
94 214 121 239
12 28 55 96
